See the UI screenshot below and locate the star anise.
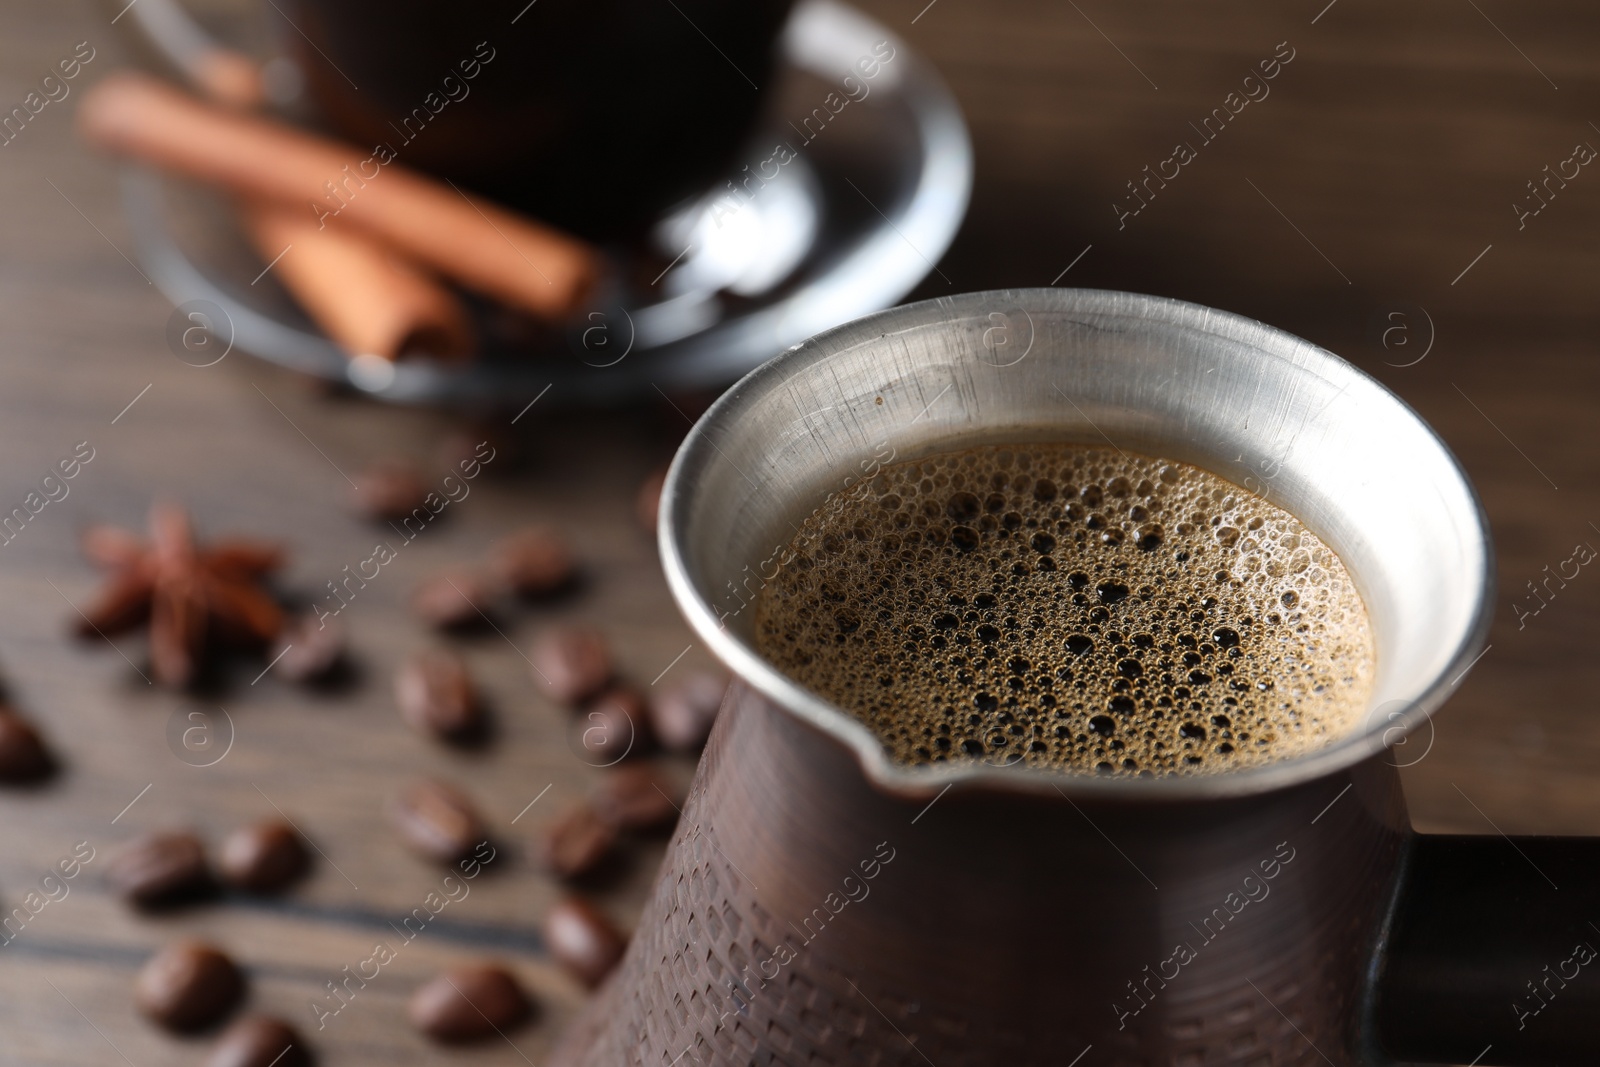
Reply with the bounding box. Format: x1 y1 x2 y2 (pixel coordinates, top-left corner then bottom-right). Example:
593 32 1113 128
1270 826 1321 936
74 503 285 687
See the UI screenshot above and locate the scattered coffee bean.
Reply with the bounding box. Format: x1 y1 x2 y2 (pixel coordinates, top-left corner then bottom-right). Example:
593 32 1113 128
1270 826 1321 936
274 613 345 683
491 526 575 598
590 765 680 832
411 569 493 630
392 779 487 864
544 895 627 988
636 466 667 534
352 460 428 521
0 708 53 781
107 830 211 906
530 626 611 706
575 687 652 764
395 649 479 739
648 671 728 752
218 819 307 894
135 940 244 1032
408 963 532 1043
538 804 618 880
205 1015 310 1067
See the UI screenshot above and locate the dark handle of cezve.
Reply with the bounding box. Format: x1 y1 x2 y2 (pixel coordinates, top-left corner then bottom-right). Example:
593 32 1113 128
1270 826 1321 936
1375 834 1600 1065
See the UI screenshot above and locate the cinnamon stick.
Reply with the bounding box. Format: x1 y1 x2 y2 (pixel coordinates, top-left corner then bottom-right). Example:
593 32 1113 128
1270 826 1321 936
179 50 474 363
79 71 598 320
241 200 475 361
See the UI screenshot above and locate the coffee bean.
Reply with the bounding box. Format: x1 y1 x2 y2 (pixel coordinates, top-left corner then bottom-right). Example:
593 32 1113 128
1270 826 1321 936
352 459 429 521
107 831 211 906
636 466 667 534
573 687 652 764
492 526 575 598
218 819 307 894
411 569 493 630
648 671 728 752
205 1015 310 1067
408 964 532 1043
530 627 611 706
538 804 617 880
544 896 627 988
590 765 679 832
395 649 479 739
392 779 486 864
0 708 53 781
135 940 244 1032
275 613 345 683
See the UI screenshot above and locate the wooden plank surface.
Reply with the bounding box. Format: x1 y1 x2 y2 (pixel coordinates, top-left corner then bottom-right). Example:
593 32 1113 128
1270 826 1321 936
0 0 1597 1062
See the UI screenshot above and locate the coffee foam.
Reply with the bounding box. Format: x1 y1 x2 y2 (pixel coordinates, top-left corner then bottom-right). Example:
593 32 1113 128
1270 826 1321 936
753 443 1375 777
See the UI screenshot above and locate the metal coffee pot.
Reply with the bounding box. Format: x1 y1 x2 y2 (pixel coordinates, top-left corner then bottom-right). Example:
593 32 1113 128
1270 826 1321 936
555 290 1595 1066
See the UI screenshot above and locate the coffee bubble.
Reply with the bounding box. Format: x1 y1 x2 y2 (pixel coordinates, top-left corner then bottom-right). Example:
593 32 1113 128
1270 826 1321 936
753 443 1375 778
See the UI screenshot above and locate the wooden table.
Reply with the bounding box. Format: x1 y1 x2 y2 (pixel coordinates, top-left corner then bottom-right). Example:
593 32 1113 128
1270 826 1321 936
1 0 1596 1063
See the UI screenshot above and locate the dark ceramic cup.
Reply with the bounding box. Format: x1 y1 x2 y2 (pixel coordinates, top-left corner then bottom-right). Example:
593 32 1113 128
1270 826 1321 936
279 0 796 239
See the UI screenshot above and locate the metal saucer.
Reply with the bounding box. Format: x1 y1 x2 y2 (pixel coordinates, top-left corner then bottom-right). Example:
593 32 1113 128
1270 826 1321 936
122 0 972 407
